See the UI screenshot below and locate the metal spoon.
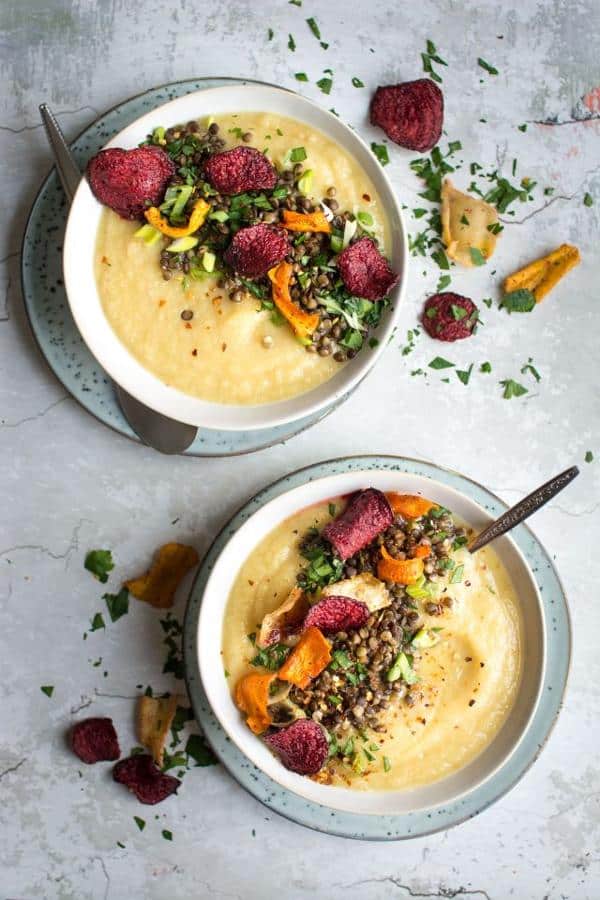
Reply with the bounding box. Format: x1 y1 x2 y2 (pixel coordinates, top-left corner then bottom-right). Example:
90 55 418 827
468 465 579 553
39 103 198 454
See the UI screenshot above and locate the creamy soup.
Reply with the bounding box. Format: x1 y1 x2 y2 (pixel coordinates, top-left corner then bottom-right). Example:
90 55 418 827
222 499 523 791
95 112 391 405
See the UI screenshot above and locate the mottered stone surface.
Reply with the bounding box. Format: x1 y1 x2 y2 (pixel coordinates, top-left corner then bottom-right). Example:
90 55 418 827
1 1 599 897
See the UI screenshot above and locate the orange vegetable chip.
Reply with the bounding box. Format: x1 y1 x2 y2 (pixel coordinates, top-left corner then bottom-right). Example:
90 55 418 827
385 493 436 519
281 209 332 233
235 671 276 734
278 626 331 689
125 542 199 609
377 546 424 585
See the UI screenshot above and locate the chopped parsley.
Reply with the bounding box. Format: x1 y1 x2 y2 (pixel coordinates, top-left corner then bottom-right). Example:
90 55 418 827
584 192 594 207
267 28 274 40
251 643 290 671
431 248 450 269
288 33 296 51
306 16 321 39
298 538 344 591
521 358 541 382
429 356 454 370
328 502 336 516
478 57 499 75
185 733 218 767
289 146 307 163
294 72 308 81
469 247 486 266
456 364 473 385
316 76 332 95
437 274 451 291
371 142 390 166
162 830 173 841
501 289 536 313
421 39 448 83
351 77 365 88
518 124 528 132
103 587 129 622
500 379 528 399
40 685 54 697
84 549 114 584
134 816 146 831
90 612 105 632
585 451 594 463
480 361 492 373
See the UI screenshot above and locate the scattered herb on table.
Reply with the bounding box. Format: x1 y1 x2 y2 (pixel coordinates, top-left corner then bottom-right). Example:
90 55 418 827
85 549 114 584
162 830 173 841
90 612 105 632
585 451 594 463
583 192 594 207
134 816 146 831
501 289 536 313
288 33 296 51
251 642 291 671
316 76 332 95
480 361 492 373
306 16 321 39
185 733 218 767
40 685 54 697
294 72 308 81
351 76 365 88
421 39 448 83
371 142 389 166
429 356 454 370
521 358 541 382
103 587 129 623
500 379 528 399
267 28 274 40
469 247 486 266
456 364 473 385
478 57 499 75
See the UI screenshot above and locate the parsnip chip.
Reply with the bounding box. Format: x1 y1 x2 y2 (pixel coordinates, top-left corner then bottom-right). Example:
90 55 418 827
441 178 500 266
136 695 179 766
125 543 199 609
503 243 580 302
257 587 310 649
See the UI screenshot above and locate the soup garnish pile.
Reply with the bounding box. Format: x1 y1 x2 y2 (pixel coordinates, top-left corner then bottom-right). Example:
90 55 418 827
232 488 474 779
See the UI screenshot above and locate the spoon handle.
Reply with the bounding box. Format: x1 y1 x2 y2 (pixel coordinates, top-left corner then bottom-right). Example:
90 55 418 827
468 465 580 553
39 103 82 203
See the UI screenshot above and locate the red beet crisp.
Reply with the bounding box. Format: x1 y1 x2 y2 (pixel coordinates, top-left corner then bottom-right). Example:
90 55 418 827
224 223 291 277
370 79 444 152
322 488 393 561
303 596 370 634
87 146 175 219
70 717 120 764
203 146 278 195
422 292 479 341
337 237 399 301
113 754 180 805
264 719 329 775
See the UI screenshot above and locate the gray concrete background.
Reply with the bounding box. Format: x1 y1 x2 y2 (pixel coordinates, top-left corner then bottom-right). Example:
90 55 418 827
1 1 599 897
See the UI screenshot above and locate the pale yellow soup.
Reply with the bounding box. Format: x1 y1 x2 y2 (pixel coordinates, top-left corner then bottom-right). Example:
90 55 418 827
95 112 390 405
222 499 523 791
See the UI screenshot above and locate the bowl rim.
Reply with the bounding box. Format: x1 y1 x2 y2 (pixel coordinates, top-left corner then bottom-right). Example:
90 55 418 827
62 83 408 431
194 458 552 816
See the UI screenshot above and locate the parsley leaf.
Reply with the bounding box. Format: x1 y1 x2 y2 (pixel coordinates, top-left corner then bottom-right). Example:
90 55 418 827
316 76 332 95
521 358 541 382
134 816 145 831
267 28 274 40
306 16 321 39
371 142 389 166
288 33 296 51
294 72 308 81
429 356 454 370
103 587 129 622
584 192 594 207
500 379 528 399
480 361 492 373
40 685 54 697
251 643 291 671
437 274 451 291
501 289 536 313
456 364 473 385
478 57 499 75
469 247 486 266
585 450 594 463
84 549 114 584
162 830 173 841
185 734 218 768
90 612 105 632
351 76 364 88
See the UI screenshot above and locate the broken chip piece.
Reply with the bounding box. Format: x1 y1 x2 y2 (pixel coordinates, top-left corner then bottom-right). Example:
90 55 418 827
441 179 500 267
257 587 310 649
70 717 120 764
302 595 370 634
113 753 180 805
503 243 580 302
136 695 179 767
370 79 444 152
125 542 199 609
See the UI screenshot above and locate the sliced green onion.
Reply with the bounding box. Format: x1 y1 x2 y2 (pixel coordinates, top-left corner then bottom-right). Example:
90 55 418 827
208 209 229 223
330 233 343 254
133 223 162 246
166 235 199 253
170 185 193 218
411 627 441 649
152 126 165 144
297 169 314 196
201 250 216 273
357 210 374 229
386 651 418 684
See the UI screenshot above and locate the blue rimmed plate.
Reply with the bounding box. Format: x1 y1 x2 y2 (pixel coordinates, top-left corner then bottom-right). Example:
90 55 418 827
20 77 353 456
183 454 570 840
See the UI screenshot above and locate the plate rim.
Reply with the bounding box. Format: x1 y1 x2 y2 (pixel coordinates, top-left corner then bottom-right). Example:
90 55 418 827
19 76 358 457
183 453 571 840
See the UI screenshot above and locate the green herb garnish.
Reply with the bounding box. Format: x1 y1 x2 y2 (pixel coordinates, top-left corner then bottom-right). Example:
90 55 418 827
456 364 473 385
585 451 594 463
383 756 392 772
294 72 308 81
450 564 464 584
501 289 536 313
288 33 296 51
162 830 173 841
306 16 321 38
134 816 146 831
351 77 364 88
186 733 218 767
431 248 450 269
521 358 541 382
289 146 307 163
103 587 129 623
478 57 499 75
316 76 332 95
40 685 54 697
84 549 114 584
584 192 594 207
480 361 492 373
500 379 528 399
90 612 105 632
421 39 448 83
429 356 454 370
469 247 486 266
371 142 389 166
251 643 290 671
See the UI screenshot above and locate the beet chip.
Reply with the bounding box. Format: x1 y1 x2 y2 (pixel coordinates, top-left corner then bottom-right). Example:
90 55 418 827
113 754 180 805
203 146 278 195
87 146 175 220
337 237 399 301
303 596 370 634
370 79 444 152
422 292 479 341
71 717 120 764
224 223 291 277
264 719 329 775
322 488 393 561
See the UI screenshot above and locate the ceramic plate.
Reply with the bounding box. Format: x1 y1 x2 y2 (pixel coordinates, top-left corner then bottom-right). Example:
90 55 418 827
20 77 354 456
183 455 570 839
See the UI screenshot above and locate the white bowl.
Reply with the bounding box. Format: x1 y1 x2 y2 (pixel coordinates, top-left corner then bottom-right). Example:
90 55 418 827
197 468 545 816
63 85 407 431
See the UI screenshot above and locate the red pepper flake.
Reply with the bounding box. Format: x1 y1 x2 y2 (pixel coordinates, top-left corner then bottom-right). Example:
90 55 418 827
158 299 166 307
185 322 192 329
192 349 198 356
221 342 227 352
465 656 472 662
248 579 255 586
468 699 476 707
101 255 111 266
362 193 371 202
